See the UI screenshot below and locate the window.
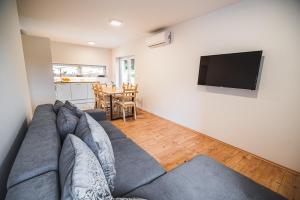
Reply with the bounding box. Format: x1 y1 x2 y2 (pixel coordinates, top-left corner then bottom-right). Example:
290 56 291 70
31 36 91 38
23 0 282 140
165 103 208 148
52 64 106 77
119 57 135 85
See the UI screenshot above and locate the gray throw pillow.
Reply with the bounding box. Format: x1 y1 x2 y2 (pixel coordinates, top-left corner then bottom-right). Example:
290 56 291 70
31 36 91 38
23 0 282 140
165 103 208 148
75 113 116 192
64 101 84 117
59 134 113 200
75 114 98 155
53 100 64 113
57 107 79 140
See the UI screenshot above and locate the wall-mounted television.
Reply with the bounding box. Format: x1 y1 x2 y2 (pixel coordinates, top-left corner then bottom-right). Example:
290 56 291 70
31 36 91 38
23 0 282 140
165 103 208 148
198 51 263 90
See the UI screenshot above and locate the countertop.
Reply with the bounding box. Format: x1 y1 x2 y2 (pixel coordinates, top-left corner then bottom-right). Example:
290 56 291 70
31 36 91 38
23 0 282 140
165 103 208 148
54 81 99 84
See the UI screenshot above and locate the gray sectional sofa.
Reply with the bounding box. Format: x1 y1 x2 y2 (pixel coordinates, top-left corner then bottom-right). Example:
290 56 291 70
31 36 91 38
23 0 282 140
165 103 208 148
5 104 286 200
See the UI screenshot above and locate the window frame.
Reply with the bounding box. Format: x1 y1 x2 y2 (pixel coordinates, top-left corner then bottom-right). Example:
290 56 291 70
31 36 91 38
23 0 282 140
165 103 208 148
52 63 107 77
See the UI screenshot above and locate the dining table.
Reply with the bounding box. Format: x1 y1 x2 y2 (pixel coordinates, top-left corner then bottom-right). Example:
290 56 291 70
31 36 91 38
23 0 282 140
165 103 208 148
101 86 137 120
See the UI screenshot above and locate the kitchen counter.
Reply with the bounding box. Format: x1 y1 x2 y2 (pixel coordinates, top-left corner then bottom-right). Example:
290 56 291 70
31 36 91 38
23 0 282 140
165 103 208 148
54 81 99 83
54 76 108 84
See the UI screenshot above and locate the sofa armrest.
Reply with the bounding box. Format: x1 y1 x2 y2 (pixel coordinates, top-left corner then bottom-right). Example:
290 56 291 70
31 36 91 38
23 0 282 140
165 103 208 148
84 109 107 121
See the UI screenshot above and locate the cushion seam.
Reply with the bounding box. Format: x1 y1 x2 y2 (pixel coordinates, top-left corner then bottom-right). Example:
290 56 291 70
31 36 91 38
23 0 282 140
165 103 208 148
116 171 167 198
7 169 58 189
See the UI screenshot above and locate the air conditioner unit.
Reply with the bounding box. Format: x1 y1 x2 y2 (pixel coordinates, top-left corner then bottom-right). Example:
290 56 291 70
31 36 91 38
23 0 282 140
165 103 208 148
145 31 171 48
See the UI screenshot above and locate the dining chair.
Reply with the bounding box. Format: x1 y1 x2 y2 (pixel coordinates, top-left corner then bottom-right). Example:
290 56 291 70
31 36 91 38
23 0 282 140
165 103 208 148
113 82 128 101
97 85 109 111
92 83 101 109
122 82 130 89
100 83 107 88
99 84 120 119
116 84 138 122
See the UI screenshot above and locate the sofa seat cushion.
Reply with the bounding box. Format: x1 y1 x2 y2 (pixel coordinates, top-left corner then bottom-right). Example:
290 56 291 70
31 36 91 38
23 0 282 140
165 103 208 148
7 104 61 188
111 138 166 197
5 171 59 200
99 120 126 140
126 156 286 200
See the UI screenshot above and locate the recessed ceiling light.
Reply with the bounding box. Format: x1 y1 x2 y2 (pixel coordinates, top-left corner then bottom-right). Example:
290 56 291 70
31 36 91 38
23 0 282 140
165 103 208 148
110 19 123 27
87 41 95 45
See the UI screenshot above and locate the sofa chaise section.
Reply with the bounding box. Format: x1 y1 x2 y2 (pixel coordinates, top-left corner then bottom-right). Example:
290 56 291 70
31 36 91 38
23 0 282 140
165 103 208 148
111 138 166 197
126 156 286 200
98 120 127 140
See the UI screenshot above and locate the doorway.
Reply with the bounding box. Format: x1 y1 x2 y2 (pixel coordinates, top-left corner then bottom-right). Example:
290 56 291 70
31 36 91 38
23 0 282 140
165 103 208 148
119 56 135 86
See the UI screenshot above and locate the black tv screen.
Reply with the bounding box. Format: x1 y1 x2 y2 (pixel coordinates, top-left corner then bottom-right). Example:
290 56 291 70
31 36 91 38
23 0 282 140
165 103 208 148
198 51 262 90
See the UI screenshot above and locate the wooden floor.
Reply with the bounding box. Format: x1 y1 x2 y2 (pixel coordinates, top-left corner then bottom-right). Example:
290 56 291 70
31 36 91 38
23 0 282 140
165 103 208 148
112 109 300 200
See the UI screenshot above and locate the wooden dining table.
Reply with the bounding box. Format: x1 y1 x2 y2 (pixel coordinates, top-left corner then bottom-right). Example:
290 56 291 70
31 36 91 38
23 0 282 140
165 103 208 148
101 86 137 120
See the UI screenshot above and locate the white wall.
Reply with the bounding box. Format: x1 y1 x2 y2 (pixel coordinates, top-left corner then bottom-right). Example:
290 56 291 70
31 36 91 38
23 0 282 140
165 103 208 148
22 35 55 110
51 41 113 79
0 0 32 164
0 0 32 196
113 0 300 172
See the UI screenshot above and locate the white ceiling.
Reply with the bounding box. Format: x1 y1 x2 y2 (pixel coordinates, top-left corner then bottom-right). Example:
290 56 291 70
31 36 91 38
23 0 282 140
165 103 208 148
17 0 239 48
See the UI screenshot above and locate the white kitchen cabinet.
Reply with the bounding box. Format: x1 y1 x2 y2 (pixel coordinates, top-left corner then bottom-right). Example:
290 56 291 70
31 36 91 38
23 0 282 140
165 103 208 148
87 83 94 99
69 99 95 110
55 82 95 110
55 83 71 101
71 83 88 100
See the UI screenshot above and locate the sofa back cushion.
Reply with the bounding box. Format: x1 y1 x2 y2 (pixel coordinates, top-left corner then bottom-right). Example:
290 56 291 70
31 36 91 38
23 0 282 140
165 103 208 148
7 104 61 189
59 134 112 200
75 113 116 192
57 107 79 140
5 171 60 200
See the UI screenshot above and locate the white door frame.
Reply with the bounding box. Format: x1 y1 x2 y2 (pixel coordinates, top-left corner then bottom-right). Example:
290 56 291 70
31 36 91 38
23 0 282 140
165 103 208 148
118 56 135 87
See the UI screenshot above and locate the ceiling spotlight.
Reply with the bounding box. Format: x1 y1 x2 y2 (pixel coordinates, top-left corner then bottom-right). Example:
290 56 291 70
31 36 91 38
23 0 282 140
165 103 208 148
110 20 123 27
87 41 95 45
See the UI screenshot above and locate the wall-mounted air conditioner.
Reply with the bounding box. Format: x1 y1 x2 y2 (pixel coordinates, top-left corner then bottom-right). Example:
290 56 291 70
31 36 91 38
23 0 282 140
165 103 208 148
145 31 171 48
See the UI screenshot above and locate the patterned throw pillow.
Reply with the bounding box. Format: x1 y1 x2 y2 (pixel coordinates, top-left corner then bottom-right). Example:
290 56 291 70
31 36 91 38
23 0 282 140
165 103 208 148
60 135 146 200
53 100 64 113
57 107 79 140
114 198 146 200
75 113 116 192
59 134 113 200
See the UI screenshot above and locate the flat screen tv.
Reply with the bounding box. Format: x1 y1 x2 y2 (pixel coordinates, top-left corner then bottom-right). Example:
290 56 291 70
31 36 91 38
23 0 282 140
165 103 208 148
198 51 263 90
